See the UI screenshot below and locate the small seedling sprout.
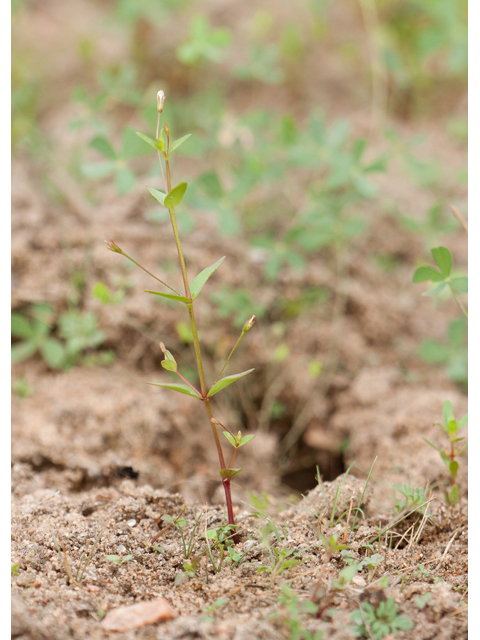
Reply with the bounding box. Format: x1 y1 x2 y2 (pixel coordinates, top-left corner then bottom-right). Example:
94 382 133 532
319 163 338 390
423 400 467 506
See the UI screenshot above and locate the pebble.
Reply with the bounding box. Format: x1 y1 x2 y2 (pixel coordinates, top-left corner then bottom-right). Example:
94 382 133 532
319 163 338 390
101 597 176 632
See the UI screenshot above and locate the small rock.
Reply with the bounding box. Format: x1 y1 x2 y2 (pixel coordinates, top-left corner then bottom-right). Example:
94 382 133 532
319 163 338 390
101 597 176 632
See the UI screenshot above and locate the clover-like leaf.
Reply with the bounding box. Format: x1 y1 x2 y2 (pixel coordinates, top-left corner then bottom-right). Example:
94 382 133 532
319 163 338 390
431 247 452 277
11 314 34 339
412 266 444 283
145 290 192 304
450 277 468 293
90 136 116 160
148 382 202 398
165 182 188 208
219 468 243 480
190 256 225 300
207 368 255 397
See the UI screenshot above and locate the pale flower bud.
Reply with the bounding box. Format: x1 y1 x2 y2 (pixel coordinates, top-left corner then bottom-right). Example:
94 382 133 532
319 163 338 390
242 315 256 333
157 90 166 114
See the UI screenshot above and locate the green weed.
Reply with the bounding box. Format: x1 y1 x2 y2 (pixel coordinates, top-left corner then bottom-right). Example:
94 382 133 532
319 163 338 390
423 400 467 506
108 91 258 541
350 597 413 639
11 304 113 370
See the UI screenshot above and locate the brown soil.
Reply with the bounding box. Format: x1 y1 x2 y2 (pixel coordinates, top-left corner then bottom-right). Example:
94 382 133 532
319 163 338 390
12 1 467 638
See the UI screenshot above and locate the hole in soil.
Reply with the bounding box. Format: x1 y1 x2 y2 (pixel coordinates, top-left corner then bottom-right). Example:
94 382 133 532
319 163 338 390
281 446 346 494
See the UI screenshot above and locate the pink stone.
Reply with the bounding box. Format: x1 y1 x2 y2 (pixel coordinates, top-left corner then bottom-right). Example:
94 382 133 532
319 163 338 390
101 598 176 632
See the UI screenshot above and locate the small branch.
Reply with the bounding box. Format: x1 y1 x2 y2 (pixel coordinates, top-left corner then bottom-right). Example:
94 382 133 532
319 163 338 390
450 205 468 234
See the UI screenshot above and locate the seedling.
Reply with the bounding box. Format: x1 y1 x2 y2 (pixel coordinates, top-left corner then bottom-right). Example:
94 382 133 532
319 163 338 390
49 521 105 585
201 597 228 623
413 246 468 319
269 583 322 640
176 15 232 66
160 505 203 561
105 554 133 564
108 91 257 542
350 597 413 639
392 482 427 513
423 400 467 506
11 304 112 370
311 563 360 620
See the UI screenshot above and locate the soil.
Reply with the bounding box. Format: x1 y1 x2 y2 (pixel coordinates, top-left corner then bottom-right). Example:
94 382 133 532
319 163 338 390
12 1 467 639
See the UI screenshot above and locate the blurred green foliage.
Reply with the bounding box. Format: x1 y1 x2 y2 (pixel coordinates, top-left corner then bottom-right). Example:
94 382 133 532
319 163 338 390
12 0 466 386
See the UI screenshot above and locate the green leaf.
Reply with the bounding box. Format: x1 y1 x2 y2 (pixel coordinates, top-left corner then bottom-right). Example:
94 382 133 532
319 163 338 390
423 282 447 296
223 431 237 447
135 131 158 151
148 187 167 206
458 414 468 429
11 340 38 363
450 277 468 293
449 460 459 478
448 484 459 505
115 166 136 194
419 340 448 363
148 382 202 398
207 368 255 397
423 438 442 454
122 127 152 159
442 400 454 426
41 339 66 369
145 290 192 304
431 247 452 276
190 256 226 300
219 467 243 479
11 314 34 339
394 615 414 631
239 434 255 446
161 349 177 372
412 266 444 283
168 134 192 157
90 136 116 160
447 419 457 437
81 161 116 179
165 182 188 208
92 282 110 304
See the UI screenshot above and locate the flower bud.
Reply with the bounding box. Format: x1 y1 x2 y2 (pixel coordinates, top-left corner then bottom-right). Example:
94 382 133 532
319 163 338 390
242 315 256 333
157 90 166 114
106 240 123 254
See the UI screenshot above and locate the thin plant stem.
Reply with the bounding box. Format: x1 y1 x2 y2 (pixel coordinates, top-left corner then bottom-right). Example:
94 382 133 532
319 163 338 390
174 369 202 397
351 457 377 530
214 321 253 385
107 243 180 295
450 204 468 234
448 284 468 319
160 124 238 541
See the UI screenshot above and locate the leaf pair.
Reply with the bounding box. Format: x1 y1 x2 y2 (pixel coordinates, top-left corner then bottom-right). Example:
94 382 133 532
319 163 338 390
149 367 254 399
413 246 468 295
136 131 192 159
146 256 226 304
